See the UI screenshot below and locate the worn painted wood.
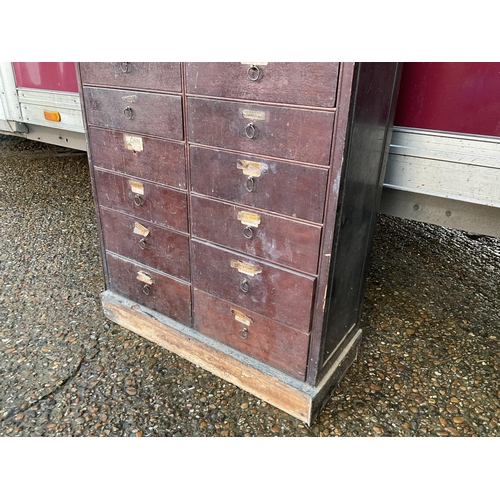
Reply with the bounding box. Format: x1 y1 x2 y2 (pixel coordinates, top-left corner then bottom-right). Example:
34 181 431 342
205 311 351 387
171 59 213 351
80 62 182 93
187 97 335 166
193 289 310 379
94 169 188 233
88 127 186 190
191 194 322 275
186 62 339 108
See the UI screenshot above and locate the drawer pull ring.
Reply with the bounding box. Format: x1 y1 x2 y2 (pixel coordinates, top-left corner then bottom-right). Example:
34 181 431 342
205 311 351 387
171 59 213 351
240 279 249 293
120 62 130 73
245 122 256 139
246 176 255 192
247 65 260 81
124 106 134 120
142 284 151 295
243 226 253 239
238 328 249 339
134 194 144 206
139 238 147 250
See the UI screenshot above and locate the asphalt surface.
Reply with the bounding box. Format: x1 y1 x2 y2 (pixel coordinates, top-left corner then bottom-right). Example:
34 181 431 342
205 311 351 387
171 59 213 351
0 133 499 437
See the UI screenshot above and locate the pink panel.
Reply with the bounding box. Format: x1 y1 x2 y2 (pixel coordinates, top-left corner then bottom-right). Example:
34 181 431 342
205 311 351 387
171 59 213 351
394 62 500 137
13 62 79 93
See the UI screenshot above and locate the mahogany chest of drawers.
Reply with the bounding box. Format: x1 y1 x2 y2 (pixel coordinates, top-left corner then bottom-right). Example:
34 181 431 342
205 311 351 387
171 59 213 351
77 62 401 424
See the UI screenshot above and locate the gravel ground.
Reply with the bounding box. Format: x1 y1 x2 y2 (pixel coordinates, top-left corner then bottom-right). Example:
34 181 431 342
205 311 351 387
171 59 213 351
0 133 499 437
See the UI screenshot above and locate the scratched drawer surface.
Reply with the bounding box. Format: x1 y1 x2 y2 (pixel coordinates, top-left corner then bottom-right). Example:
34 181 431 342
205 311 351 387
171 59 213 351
88 127 186 190
187 98 335 166
193 289 310 380
106 253 191 327
191 240 316 332
190 146 328 223
191 195 322 275
186 62 339 108
94 169 188 233
83 87 183 140
80 62 182 93
100 208 190 281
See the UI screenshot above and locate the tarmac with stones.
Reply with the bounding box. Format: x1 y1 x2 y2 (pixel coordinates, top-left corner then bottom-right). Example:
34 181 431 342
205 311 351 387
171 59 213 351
0 133 499 437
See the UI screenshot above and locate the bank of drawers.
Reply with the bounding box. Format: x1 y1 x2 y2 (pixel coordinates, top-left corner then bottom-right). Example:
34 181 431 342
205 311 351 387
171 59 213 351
81 62 339 380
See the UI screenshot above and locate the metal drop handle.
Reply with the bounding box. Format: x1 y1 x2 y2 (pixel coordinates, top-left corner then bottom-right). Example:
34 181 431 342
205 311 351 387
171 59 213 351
238 328 249 339
134 194 144 206
246 176 256 193
142 284 151 295
247 65 260 81
243 226 253 239
139 238 147 250
245 122 256 139
240 279 249 293
124 106 134 120
120 62 130 73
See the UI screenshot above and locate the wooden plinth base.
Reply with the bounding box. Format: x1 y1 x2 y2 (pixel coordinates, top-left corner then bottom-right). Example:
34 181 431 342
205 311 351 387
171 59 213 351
101 291 362 425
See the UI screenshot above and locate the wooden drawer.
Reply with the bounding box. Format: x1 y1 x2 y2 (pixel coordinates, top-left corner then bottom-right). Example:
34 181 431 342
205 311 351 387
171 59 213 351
186 62 339 108
191 195 321 275
191 240 316 332
94 169 188 233
88 127 186 190
80 62 182 93
100 208 190 281
193 289 309 380
83 87 183 140
190 146 328 223
187 97 335 166
106 253 191 327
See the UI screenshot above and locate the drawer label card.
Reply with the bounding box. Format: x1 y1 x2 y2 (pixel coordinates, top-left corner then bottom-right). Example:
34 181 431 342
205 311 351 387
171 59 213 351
124 134 143 152
236 159 267 178
230 260 263 277
136 271 154 285
237 211 261 228
122 94 138 103
242 109 266 121
129 180 144 195
133 222 150 237
231 308 253 326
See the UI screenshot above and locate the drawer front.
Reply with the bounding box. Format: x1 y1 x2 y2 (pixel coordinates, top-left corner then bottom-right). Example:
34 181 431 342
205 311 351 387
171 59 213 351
88 128 186 190
83 87 183 140
191 240 315 332
94 169 188 233
80 62 182 93
190 146 328 223
100 208 190 281
191 195 321 275
193 289 309 380
106 253 191 327
187 98 335 165
186 62 339 108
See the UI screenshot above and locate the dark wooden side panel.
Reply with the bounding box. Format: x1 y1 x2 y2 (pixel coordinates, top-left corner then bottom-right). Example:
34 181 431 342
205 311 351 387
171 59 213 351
100 208 190 281
83 87 183 140
193 289 310 380
185 63 339 108
191 195 321 275
94 169 188 233
318 63 402 376
106 254 191 327
187 98 334 166
190 146 328 223
79 62 182 93
88 127 186 190
191 240 316 332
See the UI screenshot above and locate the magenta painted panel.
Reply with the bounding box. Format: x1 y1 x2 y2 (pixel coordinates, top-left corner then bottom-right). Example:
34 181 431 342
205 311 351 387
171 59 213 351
395 62 500 137
13 62 78 93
